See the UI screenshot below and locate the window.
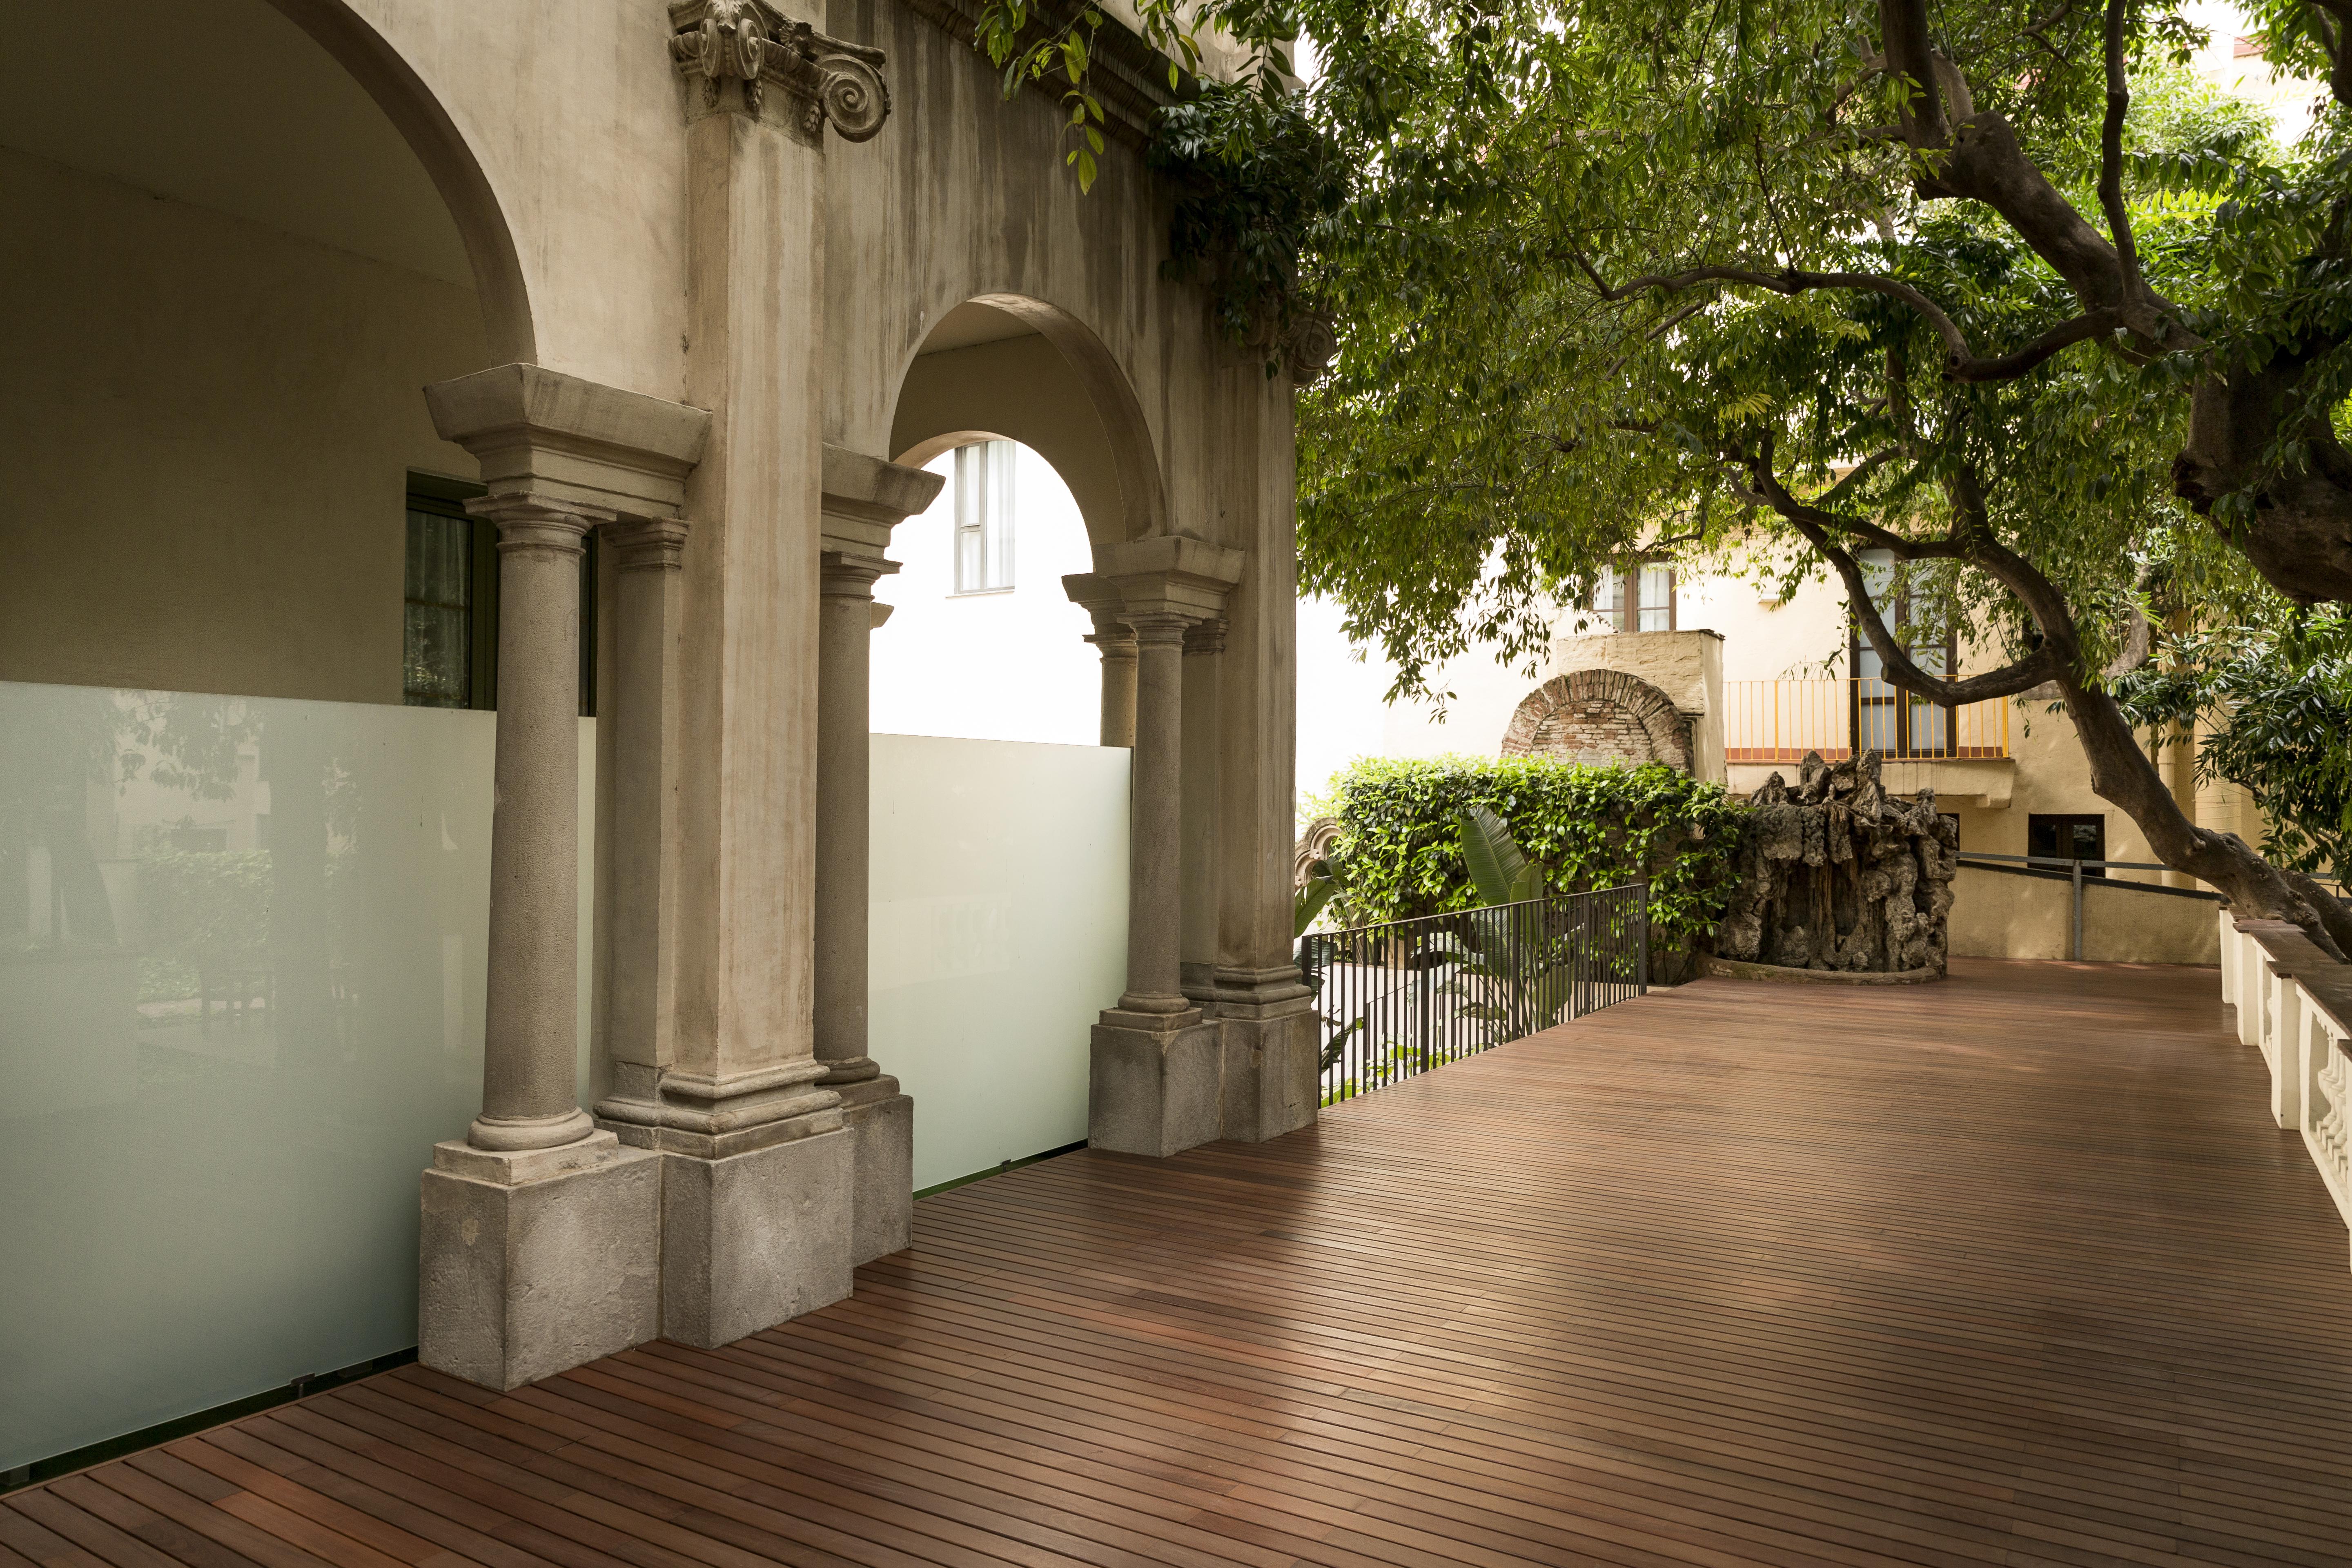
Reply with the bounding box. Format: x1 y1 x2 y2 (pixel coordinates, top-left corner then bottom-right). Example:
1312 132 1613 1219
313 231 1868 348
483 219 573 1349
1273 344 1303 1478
402 473 596 715
1592 563 1674 632
953 440 1016 594
2028 813 2107 877
1851 548 1957 757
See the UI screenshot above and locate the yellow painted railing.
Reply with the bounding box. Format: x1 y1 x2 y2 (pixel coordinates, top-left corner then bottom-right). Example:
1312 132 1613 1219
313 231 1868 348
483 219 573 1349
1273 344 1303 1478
1725 678 2011 762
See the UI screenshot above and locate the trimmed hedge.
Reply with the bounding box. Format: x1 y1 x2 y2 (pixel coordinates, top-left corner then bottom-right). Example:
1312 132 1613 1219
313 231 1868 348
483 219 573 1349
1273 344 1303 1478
1311 755 1750 939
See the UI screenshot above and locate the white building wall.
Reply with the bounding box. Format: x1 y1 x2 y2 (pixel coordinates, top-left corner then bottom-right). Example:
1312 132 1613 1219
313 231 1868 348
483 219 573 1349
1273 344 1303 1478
870 443 1100 746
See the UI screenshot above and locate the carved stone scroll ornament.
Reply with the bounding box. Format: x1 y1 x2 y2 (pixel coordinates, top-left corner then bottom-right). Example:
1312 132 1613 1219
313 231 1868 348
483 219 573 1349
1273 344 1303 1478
667 0 891 141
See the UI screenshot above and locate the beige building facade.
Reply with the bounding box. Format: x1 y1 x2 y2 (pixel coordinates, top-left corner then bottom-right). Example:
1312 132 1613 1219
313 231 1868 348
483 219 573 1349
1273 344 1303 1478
2 0 1317 1399
1374 559 2243 966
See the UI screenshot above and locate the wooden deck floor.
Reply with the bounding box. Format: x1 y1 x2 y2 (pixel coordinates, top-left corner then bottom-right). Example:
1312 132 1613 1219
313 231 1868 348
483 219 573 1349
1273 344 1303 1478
9 958 2350 1568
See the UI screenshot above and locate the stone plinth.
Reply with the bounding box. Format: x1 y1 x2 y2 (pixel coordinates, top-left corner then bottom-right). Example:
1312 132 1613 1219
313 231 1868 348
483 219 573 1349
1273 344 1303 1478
1090 1013 1223 1157
419 1133 660 1390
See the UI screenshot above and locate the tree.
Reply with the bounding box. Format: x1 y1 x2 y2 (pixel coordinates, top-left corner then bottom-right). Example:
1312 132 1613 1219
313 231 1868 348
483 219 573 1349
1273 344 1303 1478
2116 607 2352 886
959 0 2352 949
1252 0 2352 954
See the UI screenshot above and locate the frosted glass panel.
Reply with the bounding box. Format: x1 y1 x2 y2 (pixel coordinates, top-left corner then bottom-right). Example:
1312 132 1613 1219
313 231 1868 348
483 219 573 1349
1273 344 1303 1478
0 682 593 1470
869 733 1127 1191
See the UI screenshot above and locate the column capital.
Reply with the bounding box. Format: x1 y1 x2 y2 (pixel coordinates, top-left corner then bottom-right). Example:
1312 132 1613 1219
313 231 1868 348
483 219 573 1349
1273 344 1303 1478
1124 612 1194 646
668 2 893 143
819 547 901 599
1183 617 1229 657
1098 535 1246 626
820 443 944 556
466 493 596 557
427 363 711 521
607 516 691 572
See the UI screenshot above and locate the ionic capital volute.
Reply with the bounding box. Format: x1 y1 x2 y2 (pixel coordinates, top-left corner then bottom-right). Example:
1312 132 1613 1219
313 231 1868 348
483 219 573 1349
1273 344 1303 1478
667 0 892 142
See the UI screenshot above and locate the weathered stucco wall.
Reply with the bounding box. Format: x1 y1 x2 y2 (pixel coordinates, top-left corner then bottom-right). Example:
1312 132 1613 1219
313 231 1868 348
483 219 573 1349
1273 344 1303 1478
1949 865 2221 964
0 147 488 703
826 0 1227 547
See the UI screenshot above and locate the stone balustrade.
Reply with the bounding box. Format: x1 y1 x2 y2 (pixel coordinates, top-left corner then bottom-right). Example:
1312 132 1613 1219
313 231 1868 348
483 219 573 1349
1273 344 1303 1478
2218 909 2352 1261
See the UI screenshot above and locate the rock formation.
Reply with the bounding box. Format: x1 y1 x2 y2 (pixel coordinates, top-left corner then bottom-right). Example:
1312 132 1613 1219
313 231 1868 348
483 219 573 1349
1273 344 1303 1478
1715 752 1957 975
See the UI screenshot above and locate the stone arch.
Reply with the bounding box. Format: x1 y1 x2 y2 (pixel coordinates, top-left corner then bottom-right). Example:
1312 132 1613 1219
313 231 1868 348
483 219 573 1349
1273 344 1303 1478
1501 670 1694 772
887 294 1167 562
266 0 536 363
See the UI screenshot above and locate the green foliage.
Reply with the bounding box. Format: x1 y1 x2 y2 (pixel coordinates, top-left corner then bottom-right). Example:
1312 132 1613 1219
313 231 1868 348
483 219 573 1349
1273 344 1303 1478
1281 28 2308 693
1313 755 1747 935
137 850 271 967
1151 84 1345 355
2114 610 2352 883
1453 804 1544 906
971 0 1295 193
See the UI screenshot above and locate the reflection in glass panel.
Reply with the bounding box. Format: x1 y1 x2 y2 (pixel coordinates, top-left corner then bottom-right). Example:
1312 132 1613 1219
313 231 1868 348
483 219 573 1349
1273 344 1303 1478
0 682 593 1471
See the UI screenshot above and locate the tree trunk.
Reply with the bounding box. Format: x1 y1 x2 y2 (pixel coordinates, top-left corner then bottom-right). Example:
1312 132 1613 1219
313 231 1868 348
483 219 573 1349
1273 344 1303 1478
2057 673 2352 959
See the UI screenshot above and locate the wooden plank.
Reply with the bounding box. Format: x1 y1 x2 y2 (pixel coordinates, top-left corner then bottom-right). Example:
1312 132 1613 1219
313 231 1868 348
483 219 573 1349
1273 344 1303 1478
15 960 2352 1567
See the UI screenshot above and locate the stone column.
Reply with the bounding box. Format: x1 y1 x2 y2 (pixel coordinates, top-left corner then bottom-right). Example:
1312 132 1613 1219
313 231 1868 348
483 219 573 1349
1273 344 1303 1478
471 499 598 1150
1062 573 1137 747
1180 618 1225 1007
421 494 663 1390
816 445 942 1265
1089 538 1243 1157
418 364 709 1392
1087 621 1138 747
1121 614 1194 1015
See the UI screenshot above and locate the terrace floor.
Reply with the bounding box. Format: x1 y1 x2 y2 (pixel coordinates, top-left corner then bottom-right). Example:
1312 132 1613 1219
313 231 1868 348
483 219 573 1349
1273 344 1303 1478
9 958 2350 1568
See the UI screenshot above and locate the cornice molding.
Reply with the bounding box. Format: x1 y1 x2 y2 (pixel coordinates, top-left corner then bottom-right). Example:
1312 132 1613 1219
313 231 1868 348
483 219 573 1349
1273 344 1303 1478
668 0 893 142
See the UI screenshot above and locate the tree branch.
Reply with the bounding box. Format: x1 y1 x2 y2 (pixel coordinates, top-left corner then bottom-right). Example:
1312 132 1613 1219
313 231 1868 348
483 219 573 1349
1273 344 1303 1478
1578 254 2134 382
2098 0 2143 293
1801 515 2067 702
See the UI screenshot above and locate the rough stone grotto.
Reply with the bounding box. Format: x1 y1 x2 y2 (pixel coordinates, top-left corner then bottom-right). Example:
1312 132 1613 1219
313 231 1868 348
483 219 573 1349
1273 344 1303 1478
1715 751 1957 974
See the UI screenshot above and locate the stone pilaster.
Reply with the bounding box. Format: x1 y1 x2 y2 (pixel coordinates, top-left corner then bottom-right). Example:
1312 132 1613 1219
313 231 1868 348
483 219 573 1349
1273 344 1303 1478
597 518 689 1127
1203 365 1318 1145
418 365 710 1391
639 11 898 1347
1088 537 1243 1158
817 445 941 1265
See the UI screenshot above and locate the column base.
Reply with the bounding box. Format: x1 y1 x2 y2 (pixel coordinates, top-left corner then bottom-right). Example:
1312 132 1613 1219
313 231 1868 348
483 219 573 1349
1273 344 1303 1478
592 1065 855 1348
419 1131 661 1391
1090 1008 1222 1157
834 1075 913 1264
1211 970 1318 1143
657 1125 853 1348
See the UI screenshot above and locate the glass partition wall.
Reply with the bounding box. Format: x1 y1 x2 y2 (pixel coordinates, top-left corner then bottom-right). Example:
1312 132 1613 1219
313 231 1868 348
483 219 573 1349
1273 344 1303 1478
0 682 595 1471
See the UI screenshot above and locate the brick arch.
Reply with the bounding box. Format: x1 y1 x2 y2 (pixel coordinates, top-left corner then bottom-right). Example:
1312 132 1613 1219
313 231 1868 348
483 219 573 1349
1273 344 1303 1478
1501 669 1693 773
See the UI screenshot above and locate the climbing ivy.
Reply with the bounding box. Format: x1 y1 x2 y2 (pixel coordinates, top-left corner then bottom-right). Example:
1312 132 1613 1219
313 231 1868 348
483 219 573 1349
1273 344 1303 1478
1309 756 1749 938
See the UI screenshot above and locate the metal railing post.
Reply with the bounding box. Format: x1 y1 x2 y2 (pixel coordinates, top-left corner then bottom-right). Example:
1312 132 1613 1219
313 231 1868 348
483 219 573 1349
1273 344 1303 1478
2071 857 2085 961
1637 882 1649 995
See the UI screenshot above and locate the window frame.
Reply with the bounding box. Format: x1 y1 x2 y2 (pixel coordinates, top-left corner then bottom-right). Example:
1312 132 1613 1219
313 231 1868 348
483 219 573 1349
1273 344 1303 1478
403 472 597 716
951 440 1017 596
1593 561 1676 633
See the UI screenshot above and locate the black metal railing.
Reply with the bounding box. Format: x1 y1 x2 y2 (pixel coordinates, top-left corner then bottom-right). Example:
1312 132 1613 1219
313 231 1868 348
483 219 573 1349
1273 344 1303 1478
1298 884 1649 1106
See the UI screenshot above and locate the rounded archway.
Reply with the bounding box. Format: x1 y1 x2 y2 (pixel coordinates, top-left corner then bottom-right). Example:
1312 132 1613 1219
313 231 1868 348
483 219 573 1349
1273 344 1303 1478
889 295 1167 561
0 0 529 705
1501 670 1695 773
